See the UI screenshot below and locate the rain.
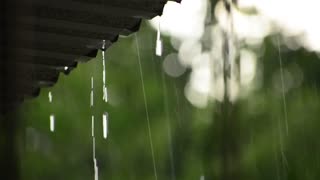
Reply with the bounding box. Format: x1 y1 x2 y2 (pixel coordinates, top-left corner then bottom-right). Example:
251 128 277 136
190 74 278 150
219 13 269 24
48 91 55 132
135 33 158 180
102 40 108 103
156 16 163 57
102 112 108 139
5 0 320 180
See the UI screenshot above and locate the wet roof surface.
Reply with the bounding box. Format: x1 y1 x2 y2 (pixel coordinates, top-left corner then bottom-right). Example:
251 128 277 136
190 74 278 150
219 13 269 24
0 0 180 111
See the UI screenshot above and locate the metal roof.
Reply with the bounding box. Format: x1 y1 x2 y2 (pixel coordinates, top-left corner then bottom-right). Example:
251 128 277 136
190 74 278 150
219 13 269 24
0 0 180 111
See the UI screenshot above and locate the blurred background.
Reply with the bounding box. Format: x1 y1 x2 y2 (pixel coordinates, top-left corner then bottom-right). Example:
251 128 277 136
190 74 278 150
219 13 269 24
16 0 320 179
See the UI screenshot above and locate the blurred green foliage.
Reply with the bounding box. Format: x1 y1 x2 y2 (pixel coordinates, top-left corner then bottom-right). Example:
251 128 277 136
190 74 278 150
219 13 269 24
20 21 320 180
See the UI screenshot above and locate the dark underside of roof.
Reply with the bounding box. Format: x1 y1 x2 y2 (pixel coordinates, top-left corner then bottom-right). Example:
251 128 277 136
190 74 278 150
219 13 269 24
0 0 181 112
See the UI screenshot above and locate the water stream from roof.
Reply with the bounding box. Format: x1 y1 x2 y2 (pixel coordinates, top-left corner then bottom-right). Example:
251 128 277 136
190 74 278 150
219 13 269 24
156 16 163 57
49 114 55 132
102 40 108 103
151 41 176 179
92 116 99 180
160 66 176 180
135 33 158 180
276 36 289 179
91 115 95 138
101 40 109 141
90 75 99 180
102 112 108 139
90 77 94 107
277 37 289 135
48 91 55 132
91 113 99 179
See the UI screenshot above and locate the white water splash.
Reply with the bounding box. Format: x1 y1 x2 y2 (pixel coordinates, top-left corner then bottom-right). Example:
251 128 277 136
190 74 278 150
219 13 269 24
103 112 108 139
156 16 163 57
50 114 55 132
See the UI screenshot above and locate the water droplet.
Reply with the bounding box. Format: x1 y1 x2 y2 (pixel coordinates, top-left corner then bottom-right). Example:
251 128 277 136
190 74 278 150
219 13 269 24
92 136 96 159
48 91 52 103
156 39 163 57
103 86 108 103
103 112 108 139
92 131 98 180
91 115 95 137
91 76 94 89
156 16 163 57
94 158 99 180
102 40 106 51
50 114 55 132
90 77 94 107
90 92 94 107
48 92 54 132
102 48 108 103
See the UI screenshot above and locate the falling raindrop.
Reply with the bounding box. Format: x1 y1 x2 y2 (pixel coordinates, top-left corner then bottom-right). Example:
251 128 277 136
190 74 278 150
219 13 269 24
48 91 55 132
103 112 108 139
135 34 158 180
277 37 289 135
50 114 55 132
91 115 95 137
93 143 98 180
48 91 52 103
94 158 99 180
156 16 163 57
276 37 289 179
102 40 108 103
92 115 98 180
103 86 108 103
90 77 94 107
89 64 99 180
92 135 96 160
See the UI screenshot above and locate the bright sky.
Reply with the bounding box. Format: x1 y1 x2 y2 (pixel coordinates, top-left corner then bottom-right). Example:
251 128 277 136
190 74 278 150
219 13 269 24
149 0 318 108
